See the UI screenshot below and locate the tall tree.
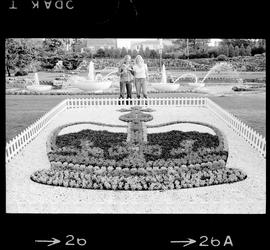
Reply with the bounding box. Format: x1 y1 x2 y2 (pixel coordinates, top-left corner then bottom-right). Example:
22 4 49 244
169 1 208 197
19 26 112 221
5 38 35 76
234 45 240 56
138 45 144 57
149 49 158 58
42 38 64 53
224 44 229 57
127 49 132 57
144 46 151 58
246 45 252 56
228 44 235 57
120 47 128 57
5 38 19 76
132 49 138 58
239 44 246 56
220 39 254 48
95 48 105 57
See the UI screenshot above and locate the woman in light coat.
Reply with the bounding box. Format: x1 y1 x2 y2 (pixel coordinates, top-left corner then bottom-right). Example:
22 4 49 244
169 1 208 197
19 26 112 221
133 55 149 100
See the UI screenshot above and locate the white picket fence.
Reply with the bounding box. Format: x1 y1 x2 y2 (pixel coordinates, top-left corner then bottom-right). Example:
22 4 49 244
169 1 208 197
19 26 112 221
206 98 266 158
65 97 207 108
5 100 67 163
5 97 266 163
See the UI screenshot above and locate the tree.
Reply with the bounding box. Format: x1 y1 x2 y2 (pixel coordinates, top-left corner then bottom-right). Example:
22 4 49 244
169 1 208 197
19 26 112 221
251 46 265 56
228 44 235 57
107 47 114 58
144 46 151 58
104 47 110 57
132 49 138 58
112 48 121 58
171 39 210 57
172 39 187 51
234 45 240 57
149 49 158 59
42 38 64 53
5 38 19 76
208 48 218 58
257 39 266 49
239 44 246 56
217 45 225 56
220 39 254 48
246 45 252 56
224 44 229 57
71 39 83 52
95 48 105 57
5 38 35 76
138 45 144 57
120 47 128 57
127 49 132 57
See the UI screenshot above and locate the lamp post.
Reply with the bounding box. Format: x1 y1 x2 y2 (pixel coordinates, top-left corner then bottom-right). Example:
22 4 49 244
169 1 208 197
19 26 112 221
159 39 163 71
186 38 189 59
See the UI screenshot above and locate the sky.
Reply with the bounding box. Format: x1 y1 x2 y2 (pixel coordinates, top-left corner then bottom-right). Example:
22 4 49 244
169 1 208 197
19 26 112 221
117 39 158 49
117 39 222 48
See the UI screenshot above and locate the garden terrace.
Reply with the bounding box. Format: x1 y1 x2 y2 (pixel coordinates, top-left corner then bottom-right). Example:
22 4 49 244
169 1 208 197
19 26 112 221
6 97 265 213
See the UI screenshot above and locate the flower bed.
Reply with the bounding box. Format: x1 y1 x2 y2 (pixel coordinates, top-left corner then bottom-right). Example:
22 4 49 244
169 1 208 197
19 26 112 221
31 119 247 190
31 164 246 190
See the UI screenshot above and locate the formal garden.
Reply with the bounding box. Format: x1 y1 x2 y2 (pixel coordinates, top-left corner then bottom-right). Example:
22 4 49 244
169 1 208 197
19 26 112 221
5 39 266 213
30 107 246 191
5 38 265 94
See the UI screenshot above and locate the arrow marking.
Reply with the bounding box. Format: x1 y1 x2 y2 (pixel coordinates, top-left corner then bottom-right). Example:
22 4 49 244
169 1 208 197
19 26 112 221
170 238 196 247
35 238 61 247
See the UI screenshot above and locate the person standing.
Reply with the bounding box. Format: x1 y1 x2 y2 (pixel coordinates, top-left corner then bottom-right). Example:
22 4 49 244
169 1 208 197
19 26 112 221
133 55 149 103
118 55 134 104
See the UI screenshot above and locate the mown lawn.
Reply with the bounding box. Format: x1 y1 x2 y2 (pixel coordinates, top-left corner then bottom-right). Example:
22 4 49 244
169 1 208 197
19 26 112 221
5 92 265 142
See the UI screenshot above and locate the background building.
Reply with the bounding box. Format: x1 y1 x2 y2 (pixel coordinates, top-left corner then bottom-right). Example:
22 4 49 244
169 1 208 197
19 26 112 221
83 39 117 51
130 39 174 51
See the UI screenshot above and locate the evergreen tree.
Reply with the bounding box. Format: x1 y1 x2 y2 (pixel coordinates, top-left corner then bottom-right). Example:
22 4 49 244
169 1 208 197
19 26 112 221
239 44 246 56
113 48 121 58
132 49 138 58
127 49 132 57
120 47 128 57
234 45 240 57
138 45 144 57
246 45 252 56
104 47 110 57
149 49 158 58
224 44 229 57
107 47 114 58
144 46 151 58
228 44 235 57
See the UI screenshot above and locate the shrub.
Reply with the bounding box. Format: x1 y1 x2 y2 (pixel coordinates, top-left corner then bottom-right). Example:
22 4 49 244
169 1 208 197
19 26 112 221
14 70 28 76
216 54 228 61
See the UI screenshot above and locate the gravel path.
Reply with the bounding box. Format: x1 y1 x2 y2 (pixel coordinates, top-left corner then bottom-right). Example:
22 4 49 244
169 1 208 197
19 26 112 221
6 106 265 213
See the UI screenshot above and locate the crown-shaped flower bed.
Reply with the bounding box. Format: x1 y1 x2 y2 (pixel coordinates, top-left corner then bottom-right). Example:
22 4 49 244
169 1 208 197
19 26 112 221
31 107 247 190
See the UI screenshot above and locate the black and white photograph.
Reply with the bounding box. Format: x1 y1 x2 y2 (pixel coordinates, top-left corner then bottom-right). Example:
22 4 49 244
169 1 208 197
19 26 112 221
2 0 268 249
5 38 266 214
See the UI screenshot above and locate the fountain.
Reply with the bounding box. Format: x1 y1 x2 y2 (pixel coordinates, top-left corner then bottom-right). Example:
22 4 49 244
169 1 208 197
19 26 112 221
70 61 112 91
174 73 199 86
161 64 167 83
151 64 180 92
26 72 52 92
195 62 243 94
200 62 242 86
53 60 64 72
